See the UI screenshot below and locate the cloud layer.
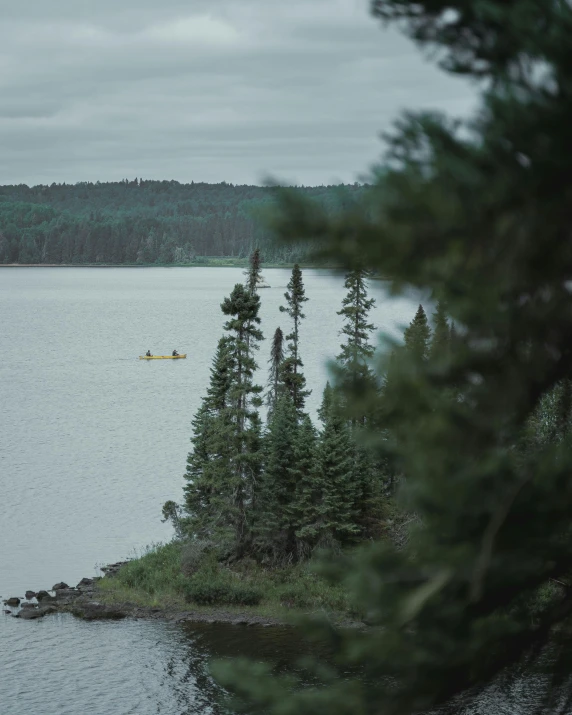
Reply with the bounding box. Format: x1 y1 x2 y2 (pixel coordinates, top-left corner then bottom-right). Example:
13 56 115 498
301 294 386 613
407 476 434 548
0 0 476 185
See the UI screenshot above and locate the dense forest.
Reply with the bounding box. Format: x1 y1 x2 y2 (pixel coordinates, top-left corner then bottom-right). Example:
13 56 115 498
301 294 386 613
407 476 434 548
0 180 364 265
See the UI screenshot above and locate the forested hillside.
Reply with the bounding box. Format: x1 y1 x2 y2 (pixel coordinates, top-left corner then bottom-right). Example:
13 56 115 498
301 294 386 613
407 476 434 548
0 180 363 265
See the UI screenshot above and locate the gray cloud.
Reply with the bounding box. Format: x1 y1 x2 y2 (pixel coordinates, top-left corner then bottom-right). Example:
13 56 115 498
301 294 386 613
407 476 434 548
0 0 476 185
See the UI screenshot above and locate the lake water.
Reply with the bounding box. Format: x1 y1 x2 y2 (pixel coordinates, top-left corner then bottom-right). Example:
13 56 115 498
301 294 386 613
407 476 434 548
0 267 552 714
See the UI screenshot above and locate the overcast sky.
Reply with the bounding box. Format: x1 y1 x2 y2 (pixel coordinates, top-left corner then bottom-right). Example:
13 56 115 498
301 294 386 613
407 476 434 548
0 0 477 186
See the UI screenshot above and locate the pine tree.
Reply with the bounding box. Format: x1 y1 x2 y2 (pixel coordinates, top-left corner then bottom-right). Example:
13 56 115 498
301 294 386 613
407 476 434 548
183 338 236 546
337 268 376 384
296 386 360 548
219 283 264 551
245 247 262 294
266 327 285 416
279 264 310 411
317 381 334 424
255 395 299 562
403 304 431 361
291 414 318 557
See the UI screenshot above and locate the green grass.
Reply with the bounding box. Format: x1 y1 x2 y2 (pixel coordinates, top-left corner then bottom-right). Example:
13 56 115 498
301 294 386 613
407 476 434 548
96 541 355 620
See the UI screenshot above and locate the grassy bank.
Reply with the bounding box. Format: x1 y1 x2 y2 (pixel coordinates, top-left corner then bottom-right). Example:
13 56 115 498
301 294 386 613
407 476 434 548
96 541 356 622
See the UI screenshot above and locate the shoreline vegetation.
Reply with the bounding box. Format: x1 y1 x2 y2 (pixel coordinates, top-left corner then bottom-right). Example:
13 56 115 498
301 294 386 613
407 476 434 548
0 259 335 269
2 543 362 628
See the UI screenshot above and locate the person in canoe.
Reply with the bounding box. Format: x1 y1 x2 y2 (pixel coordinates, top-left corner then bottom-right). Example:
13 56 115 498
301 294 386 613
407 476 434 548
172 350 179 356
146 350 152 357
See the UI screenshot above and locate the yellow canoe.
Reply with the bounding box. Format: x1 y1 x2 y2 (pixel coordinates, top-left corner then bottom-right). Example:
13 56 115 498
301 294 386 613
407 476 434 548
139 354 187 360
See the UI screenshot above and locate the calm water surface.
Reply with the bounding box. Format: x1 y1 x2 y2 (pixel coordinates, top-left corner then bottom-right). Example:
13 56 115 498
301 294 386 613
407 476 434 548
0 268 549 714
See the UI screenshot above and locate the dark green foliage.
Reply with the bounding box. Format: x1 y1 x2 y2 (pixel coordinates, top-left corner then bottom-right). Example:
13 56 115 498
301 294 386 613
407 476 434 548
290 415 318 556
430 300 450 361
183 339 237 546
246 247 262 294
297 389 360 548
403 304 431 361
0 182 366 265
279 264 310 411
184 287 263 553
266 327 285 415
255 395 300 562
214 1 572 712
185 580 262 606
337 268 376 381
317 381 334 424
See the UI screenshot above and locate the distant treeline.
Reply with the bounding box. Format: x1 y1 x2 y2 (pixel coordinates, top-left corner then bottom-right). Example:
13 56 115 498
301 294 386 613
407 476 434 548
0 179 365 265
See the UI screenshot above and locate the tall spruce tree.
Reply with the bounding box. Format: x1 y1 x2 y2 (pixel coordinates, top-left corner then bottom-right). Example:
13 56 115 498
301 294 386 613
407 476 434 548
255 394 299 562
291 414 318 557
296 385 360 548
183 338 236 545
215 0 572 710
403 304 431 361
219 283 264 550
266 326 285 416
337 268 376 398
245 247 262 294
279 264 310 411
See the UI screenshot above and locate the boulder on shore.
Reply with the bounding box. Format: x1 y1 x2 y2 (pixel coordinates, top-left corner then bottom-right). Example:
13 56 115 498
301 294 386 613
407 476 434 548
16 604 57 620
17 608 43 620
4 597 20 607
77 578 94 589
25 591 36 600
36 590 56 603
71 601 127 621
52 582 69 591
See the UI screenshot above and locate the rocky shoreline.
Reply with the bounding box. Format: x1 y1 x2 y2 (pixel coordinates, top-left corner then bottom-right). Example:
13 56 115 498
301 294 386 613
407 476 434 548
2 562 288 627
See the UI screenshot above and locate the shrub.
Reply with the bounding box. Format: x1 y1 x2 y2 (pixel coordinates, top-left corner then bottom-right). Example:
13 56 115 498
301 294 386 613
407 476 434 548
185 579 262 606
180 539 214 576
278 586 312 609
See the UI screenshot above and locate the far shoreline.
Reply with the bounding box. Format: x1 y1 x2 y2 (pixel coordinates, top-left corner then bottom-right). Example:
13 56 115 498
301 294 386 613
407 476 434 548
0 262 335 269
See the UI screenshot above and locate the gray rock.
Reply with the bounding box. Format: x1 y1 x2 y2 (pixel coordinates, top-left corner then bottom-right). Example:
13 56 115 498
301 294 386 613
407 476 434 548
55 588 78 600
52 582 69 591
36 590 56 603
21 602 37 609
4 597 20 606
72 601 127 621
77 578 94 589
17 608 43 620
25 591 36 600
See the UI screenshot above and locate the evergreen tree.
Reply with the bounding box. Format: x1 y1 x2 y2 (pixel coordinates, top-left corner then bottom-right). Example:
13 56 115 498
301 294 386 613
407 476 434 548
219 283 264 551
317 381 334 424
291 414 318 557
279 264 310 411
246 247 262 294
297 386 360 548
183 338 236 545
403 304 431 360
266 327 285 416
337 268 376 385
255 395 299 562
